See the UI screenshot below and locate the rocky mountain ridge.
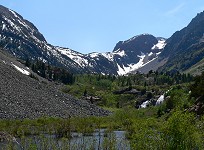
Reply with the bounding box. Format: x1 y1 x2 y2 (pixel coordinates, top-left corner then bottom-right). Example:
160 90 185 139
1 5 204 75
0 5 165 75
158 11 204 74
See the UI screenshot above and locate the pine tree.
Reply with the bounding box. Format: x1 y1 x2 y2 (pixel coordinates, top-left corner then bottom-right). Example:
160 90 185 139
25 58 31 67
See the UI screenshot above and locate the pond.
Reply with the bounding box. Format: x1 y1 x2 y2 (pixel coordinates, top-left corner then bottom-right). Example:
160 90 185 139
0 129 130 150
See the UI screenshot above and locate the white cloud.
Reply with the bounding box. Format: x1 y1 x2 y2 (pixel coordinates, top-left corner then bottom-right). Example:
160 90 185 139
165 3 185 16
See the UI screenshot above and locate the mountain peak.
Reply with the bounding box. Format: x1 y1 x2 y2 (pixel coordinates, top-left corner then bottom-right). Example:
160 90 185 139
113 34 158 54
0 6 46 42
122 33 154 44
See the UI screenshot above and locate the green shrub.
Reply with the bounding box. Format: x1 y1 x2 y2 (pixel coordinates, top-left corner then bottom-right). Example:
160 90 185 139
162 111 202 149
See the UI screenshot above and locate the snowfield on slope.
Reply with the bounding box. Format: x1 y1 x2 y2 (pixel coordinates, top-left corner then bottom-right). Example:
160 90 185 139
12 63 30 75
151 39 166 50
56 47 89 67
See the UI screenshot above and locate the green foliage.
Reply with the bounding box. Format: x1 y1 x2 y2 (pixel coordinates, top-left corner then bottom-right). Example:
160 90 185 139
27 59 75 84
61 71 193 109
102 132 117 150
129 118 162 149
162 111 202 149
190 72 204 99
128 111 203 150
1 66 201 149
166 88 188 110
157 85 192 117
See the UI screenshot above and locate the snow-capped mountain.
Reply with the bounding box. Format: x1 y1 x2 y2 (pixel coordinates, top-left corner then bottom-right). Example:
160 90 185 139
0 5 166 75
0 5 84 73
53 10 204 75
110 34 166 75
56 34 166 75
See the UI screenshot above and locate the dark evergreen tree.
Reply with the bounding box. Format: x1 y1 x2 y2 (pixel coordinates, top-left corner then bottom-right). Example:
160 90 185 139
25 58 31 67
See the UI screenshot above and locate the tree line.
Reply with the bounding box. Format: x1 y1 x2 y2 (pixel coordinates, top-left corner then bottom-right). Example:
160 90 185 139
25 58 75 84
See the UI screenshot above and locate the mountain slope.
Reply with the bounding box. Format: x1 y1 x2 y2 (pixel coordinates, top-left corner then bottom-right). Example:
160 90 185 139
0 5 84 73
158 11 204 73
184 54 204 75
0 49 110 119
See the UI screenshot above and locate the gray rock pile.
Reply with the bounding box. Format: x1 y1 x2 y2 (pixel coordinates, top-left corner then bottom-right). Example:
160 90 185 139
0 50 110 119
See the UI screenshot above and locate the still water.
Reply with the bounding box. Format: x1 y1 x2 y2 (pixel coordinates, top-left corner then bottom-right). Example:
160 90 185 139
0 129 130 150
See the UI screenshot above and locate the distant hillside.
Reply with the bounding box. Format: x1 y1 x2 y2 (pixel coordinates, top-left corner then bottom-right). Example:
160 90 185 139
184 57 204 76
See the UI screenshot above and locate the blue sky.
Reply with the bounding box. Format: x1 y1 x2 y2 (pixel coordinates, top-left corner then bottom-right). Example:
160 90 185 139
1 0 204 54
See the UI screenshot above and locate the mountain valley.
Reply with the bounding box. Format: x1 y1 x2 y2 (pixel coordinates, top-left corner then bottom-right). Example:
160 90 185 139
1 4 204 149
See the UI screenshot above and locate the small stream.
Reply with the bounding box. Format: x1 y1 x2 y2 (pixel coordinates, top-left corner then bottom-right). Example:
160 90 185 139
140 94 165 108
156 94 165 105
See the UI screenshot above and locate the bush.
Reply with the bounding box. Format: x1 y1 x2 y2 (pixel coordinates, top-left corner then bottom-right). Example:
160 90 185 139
129 111 203 149
162 111 202 149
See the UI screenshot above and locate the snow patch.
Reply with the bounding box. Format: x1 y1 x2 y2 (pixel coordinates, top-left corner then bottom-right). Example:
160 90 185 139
2 24 6 30
12 64 30 75
46 44 52 50
57 47 88 67
39 57 47 63
101 52 114 61
148 52 153 56
102 50 126 62
2 21 6 30
3 16 21 32
113 48 126 55
117 64 126 75
4 11 41 43
152 39 166 50
117 53 146 75
114 50 126 57
116 50 162 75
9 9 19 18
156 52 161 55
17 19 30 30
46 44 60 57
89 52 99 58
2 60 6 64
